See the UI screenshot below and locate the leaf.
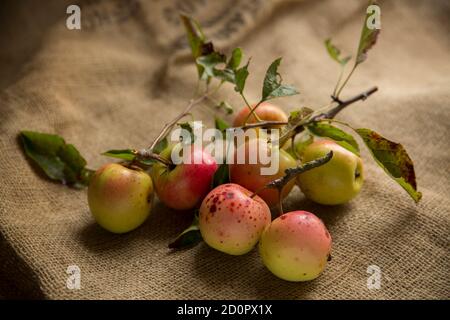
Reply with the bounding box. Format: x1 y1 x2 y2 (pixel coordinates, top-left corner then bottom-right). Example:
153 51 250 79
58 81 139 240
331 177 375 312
215 117 230 133
325 38 351 66
168 215 203 250
356 1 380 65
308 122 360 155
179 122 197 144
294 133 314 158
20 131 91 188
234 59 250 94
226 48 242 70
261 58 299 101
152 137 168 154
356 128 421 203
212 163 230 188
196 52 227 78
180 14 214 79
279 107 314 146
102 149 136 161
215 101 234 114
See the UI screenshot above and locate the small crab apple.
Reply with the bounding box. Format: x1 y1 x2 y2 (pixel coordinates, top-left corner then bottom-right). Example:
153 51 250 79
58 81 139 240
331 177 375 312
152 145 217 210
229 138 297 207
297 139 363 205
199 183 271 255
233 102 288 127
88 163 154 233
259 211 332 281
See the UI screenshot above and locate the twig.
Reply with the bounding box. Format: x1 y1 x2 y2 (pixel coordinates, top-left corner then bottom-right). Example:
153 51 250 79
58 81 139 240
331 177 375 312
314 86 378 121
237 120 288 130
250 151 333 198
148 94 208 151
135 149 173 167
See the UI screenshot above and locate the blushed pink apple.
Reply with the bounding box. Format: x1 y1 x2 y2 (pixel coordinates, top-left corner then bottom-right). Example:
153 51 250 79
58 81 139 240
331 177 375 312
259 210 332 281
199 183 271 255
152 145 217 210
88 163 154 233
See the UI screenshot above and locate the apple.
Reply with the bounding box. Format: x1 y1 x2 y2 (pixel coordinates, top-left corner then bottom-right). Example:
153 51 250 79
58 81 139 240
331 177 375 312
297 139 363 205
259 211 332 281
199 183 271 255
229 138 298 207
233 102 288 127
88 163 154 233
152 145 217 210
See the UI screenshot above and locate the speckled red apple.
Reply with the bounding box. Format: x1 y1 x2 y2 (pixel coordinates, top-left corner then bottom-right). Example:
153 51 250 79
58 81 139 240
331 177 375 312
199 183 271 255
259 211 332 281
152 145 217 210
88 163 154 233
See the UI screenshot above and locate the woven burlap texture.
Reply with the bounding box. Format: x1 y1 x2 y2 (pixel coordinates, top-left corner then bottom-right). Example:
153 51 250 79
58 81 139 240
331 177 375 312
0 0 449 299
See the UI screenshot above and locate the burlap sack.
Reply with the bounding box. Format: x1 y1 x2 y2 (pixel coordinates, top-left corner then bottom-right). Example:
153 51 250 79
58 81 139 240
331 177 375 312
0 0 449 299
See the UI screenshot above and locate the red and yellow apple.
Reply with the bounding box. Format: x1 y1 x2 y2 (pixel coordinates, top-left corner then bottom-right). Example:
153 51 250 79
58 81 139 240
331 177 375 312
229 138 297 207
259 210 332 281
233 102 288 127
88 163 154 233
152 145 217 210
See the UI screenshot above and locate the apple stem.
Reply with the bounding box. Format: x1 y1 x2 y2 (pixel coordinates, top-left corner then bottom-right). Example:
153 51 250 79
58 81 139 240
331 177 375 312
242 98 263 125
250 151 333 199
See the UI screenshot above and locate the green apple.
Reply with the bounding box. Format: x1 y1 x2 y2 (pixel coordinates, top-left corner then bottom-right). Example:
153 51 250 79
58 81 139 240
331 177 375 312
259 210 332 281
297 139 363 205
88 163 154 233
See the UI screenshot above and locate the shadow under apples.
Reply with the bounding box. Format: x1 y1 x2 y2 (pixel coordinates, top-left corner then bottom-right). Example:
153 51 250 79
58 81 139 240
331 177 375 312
283 187 351 228
77 198 195 254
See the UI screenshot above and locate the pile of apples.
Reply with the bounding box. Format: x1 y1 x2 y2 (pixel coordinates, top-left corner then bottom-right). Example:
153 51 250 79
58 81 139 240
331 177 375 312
88 103 363 282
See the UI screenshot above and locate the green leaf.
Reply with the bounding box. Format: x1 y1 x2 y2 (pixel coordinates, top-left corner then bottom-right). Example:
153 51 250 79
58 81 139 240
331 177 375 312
356 128 421 203
279 107 314 146
168 215 203 250
196 52 227 78
153 137 168 154
20 131 91 187
234 59 250 94
356 1 380 65
180 14 214 79
325 38 351 66
308 122 360 155
215 101 234 114
261 58 299 101
294 133 314 158
226 48 242 70
215 117 230 132
179 122 196 144
212 163 230 189
102 149 136 161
